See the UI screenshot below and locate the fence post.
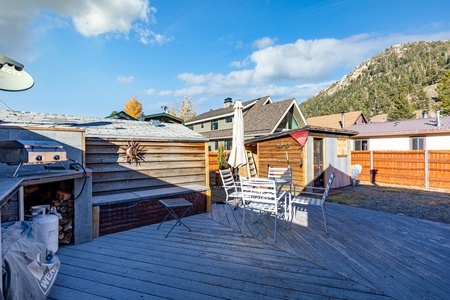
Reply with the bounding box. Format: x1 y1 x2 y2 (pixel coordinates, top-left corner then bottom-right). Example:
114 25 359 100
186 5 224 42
425 150 429 189
370 150 374 183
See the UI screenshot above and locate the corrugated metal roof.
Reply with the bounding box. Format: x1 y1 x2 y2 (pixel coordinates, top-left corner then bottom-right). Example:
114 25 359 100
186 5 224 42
0 110 208 141
347 115 450 137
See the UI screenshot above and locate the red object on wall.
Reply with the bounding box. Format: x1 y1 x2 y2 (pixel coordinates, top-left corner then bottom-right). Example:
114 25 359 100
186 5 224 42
290 130 309 148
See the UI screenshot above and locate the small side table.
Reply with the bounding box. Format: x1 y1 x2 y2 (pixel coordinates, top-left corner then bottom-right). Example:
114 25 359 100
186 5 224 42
157 198 193 238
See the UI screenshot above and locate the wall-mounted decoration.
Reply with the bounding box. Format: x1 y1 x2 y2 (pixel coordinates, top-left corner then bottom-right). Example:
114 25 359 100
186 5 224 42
337 138 348 157
121 141 145 165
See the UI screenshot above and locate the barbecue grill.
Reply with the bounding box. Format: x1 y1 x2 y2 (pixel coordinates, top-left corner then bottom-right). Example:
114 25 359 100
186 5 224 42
0 140 67 176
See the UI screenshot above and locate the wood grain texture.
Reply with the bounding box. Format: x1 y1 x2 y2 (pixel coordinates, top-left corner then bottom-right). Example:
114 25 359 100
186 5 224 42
48 203 450 299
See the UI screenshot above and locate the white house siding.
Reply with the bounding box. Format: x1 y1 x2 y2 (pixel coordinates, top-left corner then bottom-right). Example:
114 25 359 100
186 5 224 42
369 137 409 150
305 135 352 188
426 135 450 149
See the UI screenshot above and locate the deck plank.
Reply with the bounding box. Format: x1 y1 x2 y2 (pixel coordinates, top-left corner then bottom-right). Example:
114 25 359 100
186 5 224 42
48 203 450 299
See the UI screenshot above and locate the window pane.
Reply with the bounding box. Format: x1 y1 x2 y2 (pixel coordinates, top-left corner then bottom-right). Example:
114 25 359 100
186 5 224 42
362 140 368 150
211 120 218 130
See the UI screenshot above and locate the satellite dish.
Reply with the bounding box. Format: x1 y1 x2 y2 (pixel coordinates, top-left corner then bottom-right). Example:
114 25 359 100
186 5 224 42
0 54 34 92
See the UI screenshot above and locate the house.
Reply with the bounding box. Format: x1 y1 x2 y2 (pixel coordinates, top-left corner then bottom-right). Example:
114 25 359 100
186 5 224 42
369 109 437 123
306 111 368 129
0 109 209 238
244 126 358 189
139 112 184 125
185 96 307 151
105 111 138 120
347 112 450 150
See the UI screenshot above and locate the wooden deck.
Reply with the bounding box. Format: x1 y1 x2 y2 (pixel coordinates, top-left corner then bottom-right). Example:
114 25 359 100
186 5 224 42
48 203 450 299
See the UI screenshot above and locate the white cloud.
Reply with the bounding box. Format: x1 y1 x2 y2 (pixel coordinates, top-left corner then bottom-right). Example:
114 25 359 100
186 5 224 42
155 31 450 108
136 26 173 45
0 0 170 60
143 88 156 95
117 76 134 84
253 37 277 49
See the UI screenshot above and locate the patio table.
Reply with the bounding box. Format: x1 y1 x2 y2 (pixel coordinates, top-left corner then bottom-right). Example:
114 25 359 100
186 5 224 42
157 198 193 238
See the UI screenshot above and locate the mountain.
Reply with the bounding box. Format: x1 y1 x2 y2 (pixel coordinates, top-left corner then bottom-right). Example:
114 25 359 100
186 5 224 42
299 40 450 118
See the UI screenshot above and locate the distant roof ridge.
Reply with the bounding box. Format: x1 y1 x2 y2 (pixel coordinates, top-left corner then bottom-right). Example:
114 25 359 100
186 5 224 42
347 115 450 136
185 96 268 124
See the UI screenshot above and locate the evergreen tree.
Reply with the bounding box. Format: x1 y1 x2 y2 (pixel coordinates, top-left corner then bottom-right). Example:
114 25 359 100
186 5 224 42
436 69 450 115
388 90 416 121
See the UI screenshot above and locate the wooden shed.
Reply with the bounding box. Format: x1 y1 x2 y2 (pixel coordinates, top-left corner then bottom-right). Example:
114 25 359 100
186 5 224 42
244 126 358 189
0 110 210 238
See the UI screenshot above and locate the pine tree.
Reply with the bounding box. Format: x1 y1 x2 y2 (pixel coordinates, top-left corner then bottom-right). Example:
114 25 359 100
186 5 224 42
124 96 144 118
217 143 227 170
436 69 450 116
388 90 416 121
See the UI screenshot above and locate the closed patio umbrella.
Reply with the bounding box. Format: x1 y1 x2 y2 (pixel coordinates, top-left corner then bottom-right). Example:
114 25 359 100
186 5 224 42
228 99 248 169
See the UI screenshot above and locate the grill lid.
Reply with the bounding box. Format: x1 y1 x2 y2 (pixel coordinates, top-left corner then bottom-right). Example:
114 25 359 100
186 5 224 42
0 139 67 164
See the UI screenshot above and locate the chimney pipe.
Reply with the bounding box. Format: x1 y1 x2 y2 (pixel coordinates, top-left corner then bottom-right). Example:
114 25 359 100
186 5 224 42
436 110 442 127
224 97 233 108
341 111 345 128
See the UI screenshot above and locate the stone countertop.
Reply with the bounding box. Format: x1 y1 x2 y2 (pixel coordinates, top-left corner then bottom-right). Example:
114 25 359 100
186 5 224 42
0 169 91 208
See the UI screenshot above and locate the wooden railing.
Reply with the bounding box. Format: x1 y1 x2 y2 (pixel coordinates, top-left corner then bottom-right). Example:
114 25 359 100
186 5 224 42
351 150 450 189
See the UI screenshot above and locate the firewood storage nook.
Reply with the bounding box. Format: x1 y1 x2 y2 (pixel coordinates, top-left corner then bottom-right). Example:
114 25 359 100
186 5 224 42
0 110 210 241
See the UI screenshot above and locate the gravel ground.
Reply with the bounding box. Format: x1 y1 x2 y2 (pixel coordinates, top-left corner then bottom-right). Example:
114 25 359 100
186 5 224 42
211 182 450 224
329 182 450 224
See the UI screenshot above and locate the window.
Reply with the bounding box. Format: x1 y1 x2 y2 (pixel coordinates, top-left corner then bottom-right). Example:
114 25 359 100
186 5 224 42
276 107 299 131
211 120 218 130
201 123 204 129
225 116 233 123
354 139 368 150
214 140 219 151
224 139 232 150
187 125 193 130
411 137 424 150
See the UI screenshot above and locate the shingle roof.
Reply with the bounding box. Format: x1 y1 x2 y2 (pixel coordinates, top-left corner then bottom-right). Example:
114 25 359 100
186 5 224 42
244 97 296 134
0 110 208 141
185 98 260 124
347 116 450 137
194 97 302 140
306 111 366 129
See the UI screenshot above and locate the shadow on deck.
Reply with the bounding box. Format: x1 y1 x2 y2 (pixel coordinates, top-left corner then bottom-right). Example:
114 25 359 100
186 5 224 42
48 203 450 299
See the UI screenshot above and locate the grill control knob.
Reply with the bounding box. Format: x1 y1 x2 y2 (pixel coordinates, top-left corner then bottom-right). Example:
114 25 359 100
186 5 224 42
35 155 43 161
54 155 60 160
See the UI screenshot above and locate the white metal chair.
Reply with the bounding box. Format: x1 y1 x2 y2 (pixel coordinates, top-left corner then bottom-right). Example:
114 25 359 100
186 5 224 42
268 167 293 217
289 172 335 233
240 177 287 242
219 168 242 209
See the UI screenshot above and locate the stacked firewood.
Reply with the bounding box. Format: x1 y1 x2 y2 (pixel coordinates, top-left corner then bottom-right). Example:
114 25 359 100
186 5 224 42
52 190 74 245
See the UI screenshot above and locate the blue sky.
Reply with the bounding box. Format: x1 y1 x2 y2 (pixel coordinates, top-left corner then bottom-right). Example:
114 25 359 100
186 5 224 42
1 0 450 118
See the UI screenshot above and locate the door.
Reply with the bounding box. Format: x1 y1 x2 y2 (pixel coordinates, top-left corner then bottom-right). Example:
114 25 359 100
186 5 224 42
313 138 324 187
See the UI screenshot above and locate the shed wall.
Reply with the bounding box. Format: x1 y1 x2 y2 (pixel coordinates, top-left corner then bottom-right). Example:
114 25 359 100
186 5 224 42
85 139 208 196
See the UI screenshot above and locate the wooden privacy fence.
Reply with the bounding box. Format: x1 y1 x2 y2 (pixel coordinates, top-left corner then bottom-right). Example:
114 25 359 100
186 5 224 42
351 150 450 190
